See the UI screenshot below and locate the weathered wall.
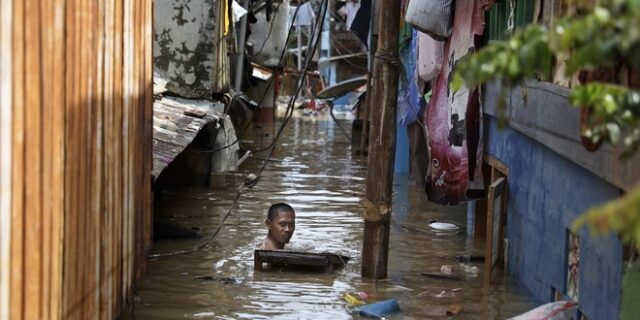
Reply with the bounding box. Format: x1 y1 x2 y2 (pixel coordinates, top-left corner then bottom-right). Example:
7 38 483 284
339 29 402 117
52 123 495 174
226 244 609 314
484 82 626 319
249 0 290 67
0 1 153 319
154 0 230 98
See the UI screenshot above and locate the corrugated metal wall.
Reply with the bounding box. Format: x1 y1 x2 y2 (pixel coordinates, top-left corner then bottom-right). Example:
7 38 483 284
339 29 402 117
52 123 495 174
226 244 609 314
0 0 153 319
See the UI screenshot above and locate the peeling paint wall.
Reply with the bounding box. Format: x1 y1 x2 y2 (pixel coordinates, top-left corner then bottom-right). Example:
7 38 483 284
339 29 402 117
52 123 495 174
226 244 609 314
154 0 230 98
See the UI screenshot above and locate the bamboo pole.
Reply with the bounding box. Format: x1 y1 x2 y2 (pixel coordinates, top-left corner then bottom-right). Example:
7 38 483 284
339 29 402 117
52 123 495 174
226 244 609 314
361 0 401 279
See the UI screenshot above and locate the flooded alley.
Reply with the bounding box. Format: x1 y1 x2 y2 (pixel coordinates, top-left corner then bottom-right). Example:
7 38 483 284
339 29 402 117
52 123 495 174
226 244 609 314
126 113 533 319
3 1 638 319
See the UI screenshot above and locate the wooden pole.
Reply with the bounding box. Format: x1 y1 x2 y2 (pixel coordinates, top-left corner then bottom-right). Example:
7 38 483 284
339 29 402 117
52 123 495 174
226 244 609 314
361 0 401 279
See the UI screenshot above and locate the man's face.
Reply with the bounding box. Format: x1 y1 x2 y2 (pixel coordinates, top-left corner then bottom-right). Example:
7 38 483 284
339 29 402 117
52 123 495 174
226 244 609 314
266 211 295 245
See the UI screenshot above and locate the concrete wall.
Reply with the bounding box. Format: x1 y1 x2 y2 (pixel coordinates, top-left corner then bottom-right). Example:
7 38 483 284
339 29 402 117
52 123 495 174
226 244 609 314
484 81 627 319
154 0 230 98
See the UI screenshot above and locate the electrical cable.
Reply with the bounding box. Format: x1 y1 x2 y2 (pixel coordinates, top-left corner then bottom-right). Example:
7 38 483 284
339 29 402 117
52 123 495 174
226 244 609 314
252 2 283 58
148 187 243 259
189 2 305 154
245 0 328 188
250 0 327 153
148 0 329 259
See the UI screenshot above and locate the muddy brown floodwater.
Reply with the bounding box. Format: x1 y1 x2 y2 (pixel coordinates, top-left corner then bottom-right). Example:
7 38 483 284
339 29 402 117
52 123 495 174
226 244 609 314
124 112 534 320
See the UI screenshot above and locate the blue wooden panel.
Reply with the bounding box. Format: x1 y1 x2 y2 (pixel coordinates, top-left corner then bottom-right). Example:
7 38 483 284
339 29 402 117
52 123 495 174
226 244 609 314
486 115 624 320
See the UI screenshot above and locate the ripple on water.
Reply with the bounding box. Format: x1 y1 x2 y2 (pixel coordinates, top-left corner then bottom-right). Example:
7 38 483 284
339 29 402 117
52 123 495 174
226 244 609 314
127 115 534 320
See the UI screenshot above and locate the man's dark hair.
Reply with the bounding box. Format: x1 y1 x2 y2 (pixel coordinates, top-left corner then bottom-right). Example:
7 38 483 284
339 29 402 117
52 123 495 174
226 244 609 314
267 203 295 220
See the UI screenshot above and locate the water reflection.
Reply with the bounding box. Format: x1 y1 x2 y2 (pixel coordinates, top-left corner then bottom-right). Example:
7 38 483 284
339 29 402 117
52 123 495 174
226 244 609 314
125 114 533 319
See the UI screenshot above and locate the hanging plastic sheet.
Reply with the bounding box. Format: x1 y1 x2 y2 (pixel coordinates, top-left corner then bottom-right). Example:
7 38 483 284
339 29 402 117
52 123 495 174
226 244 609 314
423 0 485 205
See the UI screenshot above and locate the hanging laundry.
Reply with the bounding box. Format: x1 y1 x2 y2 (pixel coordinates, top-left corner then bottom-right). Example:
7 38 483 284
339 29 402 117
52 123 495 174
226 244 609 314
350 0 371 45
423 0 485 205
405 0 455 41
294 1 315 26
416 32 444 82
398 30 421 126
232 0 248 22
344 0 361 28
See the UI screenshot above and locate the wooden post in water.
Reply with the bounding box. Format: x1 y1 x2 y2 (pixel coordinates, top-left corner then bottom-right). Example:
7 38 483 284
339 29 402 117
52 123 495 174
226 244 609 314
361 0 401 279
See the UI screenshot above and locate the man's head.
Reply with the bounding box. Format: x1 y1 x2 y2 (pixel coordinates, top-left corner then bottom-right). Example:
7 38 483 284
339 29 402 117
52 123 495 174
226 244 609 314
265 203 296 247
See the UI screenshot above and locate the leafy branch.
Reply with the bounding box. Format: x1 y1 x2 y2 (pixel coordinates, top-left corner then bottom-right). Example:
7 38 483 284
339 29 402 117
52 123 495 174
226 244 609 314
572 186 640 248
452 0 640 247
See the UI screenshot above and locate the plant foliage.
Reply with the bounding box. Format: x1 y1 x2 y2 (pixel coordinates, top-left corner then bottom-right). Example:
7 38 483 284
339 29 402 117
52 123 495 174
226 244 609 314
452 0 640 249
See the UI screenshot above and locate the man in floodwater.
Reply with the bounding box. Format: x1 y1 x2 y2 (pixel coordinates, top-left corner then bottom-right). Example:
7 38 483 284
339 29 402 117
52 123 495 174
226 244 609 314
261 203 296 250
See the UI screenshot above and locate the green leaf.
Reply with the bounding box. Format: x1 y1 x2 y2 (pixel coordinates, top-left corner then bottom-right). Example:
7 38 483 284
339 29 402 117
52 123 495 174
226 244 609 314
621 261 640 320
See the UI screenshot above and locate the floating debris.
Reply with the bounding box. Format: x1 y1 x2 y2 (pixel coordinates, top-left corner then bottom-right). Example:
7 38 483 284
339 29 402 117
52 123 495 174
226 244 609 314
344 293 365 306
453 255 485 263
193 276 244 285
447 304 464 315
428 220 460 231
421 272 462 281
357 299 401 318
440 265 453 275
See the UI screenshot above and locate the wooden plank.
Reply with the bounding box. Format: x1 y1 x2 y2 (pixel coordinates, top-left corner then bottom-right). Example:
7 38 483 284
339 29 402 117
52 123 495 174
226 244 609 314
0 1 13 318
9 0 25 314
79 0 91 317
473 162 491 238
143 0 154 285
39 0 55 318
102 1 115 318
122 0 134 305
484 80 640 191
1 0 154 317
9 1 23 316
112 0 124 312
484 177 506 286
255 250 334 269
483 154 510 177
23 1 44 318
254 250 350 274
134 0 144 287
89 0 103 317
484 179 496 287
62 0 78 316
49 2 66 318
140 0 153 286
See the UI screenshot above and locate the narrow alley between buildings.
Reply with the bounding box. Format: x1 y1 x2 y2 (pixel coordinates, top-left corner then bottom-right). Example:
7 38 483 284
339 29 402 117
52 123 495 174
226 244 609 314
125 112 533 319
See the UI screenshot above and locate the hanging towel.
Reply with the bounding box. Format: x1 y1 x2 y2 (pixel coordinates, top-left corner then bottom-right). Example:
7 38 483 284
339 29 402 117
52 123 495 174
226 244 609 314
423 0 485 205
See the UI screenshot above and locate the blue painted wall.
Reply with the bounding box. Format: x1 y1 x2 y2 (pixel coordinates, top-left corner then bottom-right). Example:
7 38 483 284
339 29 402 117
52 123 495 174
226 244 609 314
485 116 624 320
394 125 410 174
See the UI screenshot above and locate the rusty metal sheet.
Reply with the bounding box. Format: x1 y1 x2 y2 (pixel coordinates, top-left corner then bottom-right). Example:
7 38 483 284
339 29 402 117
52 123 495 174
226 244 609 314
153 96 225 178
